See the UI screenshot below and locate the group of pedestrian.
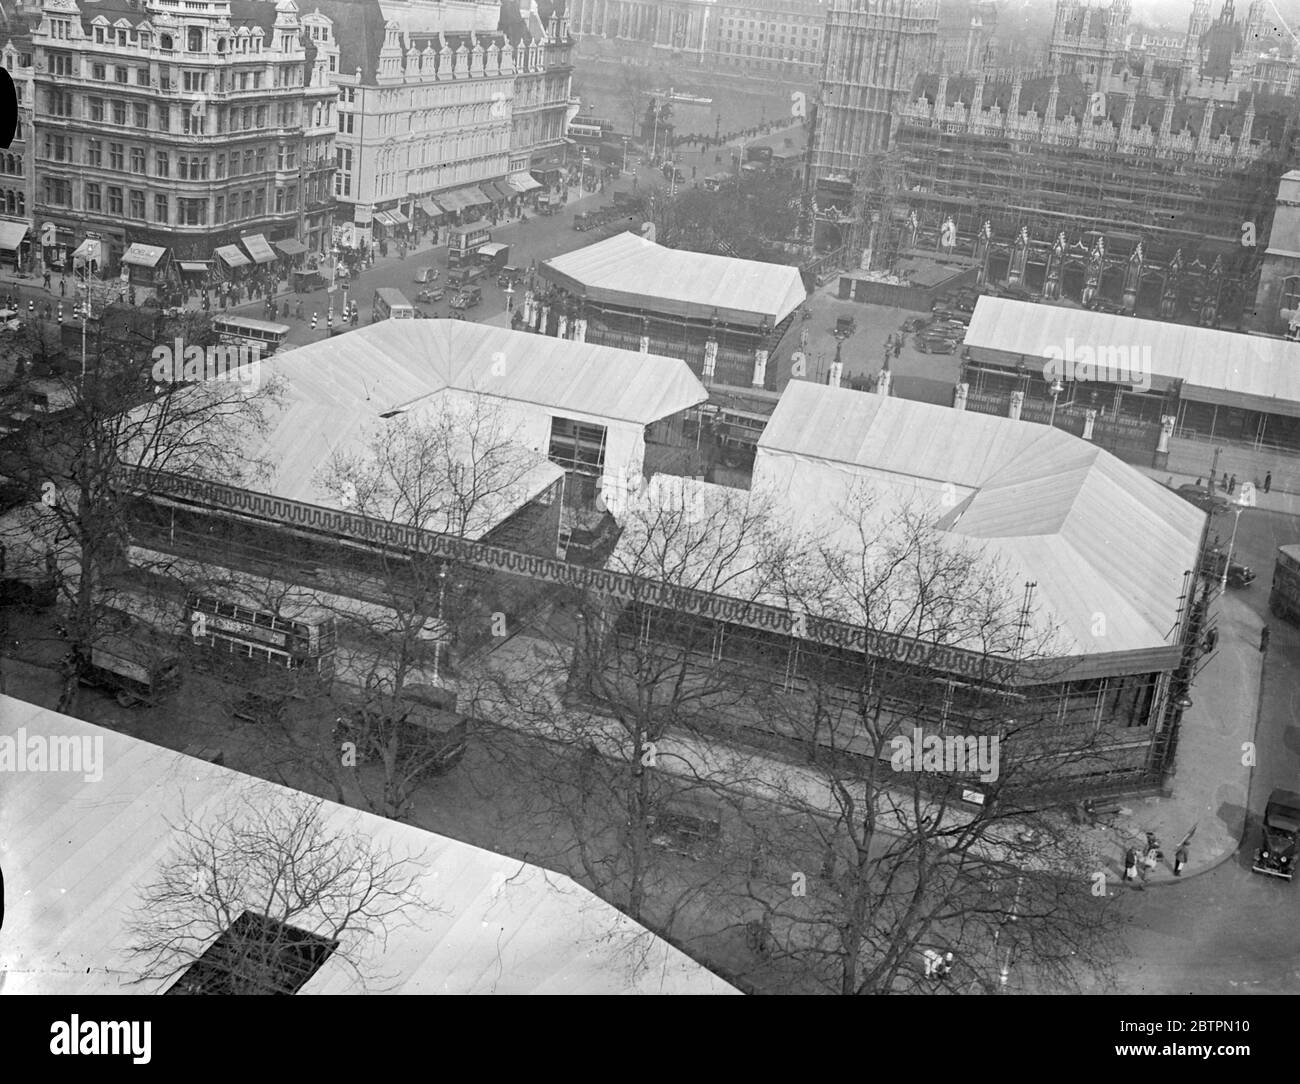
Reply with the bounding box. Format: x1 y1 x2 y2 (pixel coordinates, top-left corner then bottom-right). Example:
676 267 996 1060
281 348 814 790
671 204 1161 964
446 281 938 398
1122 832 1192 884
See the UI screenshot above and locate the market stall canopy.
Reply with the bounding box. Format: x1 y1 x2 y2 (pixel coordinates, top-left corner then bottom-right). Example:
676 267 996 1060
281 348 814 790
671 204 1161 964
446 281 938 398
373 210 404 228
440 187 491 212
121 243 167 268
484 180 513 202
215 244 250 268
239 233 276 264
508 172 542 193
273 238 308 258
419 198 446 217
178 260 210 273
0 221 28 251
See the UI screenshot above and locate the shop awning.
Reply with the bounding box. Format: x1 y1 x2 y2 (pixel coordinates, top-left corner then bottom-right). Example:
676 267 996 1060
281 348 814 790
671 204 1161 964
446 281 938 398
484 181 512 202
71 239 102 264
274 238 308 258
508 172 542 193
373 210 399 228
0 221 28 251
215 245 250 269
435 190 469 213
240 234 276 264
440 187 492 212
388 209 409 227
461 186 491 208
419 198 446 217
122 243 167 268
178 260 210 273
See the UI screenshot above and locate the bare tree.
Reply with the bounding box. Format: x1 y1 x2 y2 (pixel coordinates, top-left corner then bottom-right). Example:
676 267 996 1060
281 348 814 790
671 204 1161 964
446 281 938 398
460 475 807 942
0 308 280 712
308 396 556 820
725 490 1126 994
126 786 432 994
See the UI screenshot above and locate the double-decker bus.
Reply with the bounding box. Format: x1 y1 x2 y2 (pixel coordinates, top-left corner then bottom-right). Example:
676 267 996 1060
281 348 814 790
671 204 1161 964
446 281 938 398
187 592 337 679
568 116 614 143
210 316 291 355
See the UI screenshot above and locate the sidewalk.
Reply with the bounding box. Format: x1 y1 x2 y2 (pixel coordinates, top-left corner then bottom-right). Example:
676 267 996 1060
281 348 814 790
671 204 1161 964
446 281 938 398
1139 464 1300 517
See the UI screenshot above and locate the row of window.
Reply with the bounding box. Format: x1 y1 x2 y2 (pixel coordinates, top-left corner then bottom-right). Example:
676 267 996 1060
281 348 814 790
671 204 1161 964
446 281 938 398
43 181 297 224
56 139 297 177
50 93 307 132
51 27 274 60
0 154 22 177
0 189 25 218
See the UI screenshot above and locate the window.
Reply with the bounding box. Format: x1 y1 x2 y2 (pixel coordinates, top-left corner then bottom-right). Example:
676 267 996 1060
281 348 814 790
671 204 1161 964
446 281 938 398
215 194 224 222
160 33 173 50
154 193 168 222
187 27 203 52
43 177 71 206
134 103 148 127
179 197 206 225
129 190 145 220
255 105 266 127
165 912 337 996
115 65 128 83
183 70 206 92
89 97 104 122
49 51 73 77
48 88 72 117
156 151 169 177
548 417 608 473
1283 276 1300 311
158 105 170 131
243 149 254 174
338 112 353 134
255 147 265 172
254 189 265 215
137 67 149 85
92 62 106 80
184 109 206 135
85 182 101 211
241 190 251 217
107 186 123 214
42 134 69 162
160 69 171 92
215 153 225 178
130 147 145 173
109 143 123 170
113 100 126 125
85 138 102 167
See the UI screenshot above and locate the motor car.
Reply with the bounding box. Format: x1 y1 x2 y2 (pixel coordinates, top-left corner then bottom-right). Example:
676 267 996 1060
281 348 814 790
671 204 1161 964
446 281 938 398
1087 296 1126 314
290 269 329 292
449 287 482 310
835 315 856 336
497 265 524 288
1199 548 1255 588
1174 483 1234 514
416 287 444 303
915 332 959 354
934 318 968 336
996 284 1034 302
414 266 440 284
1254 789 1300 879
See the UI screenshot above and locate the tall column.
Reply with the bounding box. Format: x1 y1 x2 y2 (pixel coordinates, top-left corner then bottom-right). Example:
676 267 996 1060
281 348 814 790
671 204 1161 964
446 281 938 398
953 382 969 410
875 368 891 396
573 317 587 342
1083 409 1097 441
539 304 550 333
828 359 843 388
557 312 568 339
1009 390 1024 421
752 348 769 388
703 338 718 383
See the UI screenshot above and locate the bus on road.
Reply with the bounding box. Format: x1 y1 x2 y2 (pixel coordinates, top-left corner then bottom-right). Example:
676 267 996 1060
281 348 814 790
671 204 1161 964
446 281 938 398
210 316 291 355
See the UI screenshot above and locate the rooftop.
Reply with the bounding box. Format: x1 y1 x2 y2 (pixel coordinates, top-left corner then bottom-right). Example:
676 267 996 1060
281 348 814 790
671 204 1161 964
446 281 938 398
753 383 1204 660
964 296 1300 417
541 232 807 328
0 698 736 994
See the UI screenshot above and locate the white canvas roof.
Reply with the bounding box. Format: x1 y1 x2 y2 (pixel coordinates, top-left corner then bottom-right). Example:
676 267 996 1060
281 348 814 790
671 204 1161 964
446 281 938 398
0 699 737 995
751 383 1205 659
541 232 807 326
965 297 1300 417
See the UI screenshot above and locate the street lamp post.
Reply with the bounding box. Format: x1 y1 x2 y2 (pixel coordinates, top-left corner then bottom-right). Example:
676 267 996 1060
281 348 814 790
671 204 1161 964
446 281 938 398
1221 504 1244 593
1048 377 1064 428
622 135 629 175
431 564 449 685
503 282 514 313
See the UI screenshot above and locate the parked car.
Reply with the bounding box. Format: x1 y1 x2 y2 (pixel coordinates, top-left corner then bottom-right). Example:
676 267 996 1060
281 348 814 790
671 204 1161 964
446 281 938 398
290 269 329 292
1199 548 1255 588
496 265 524 288
900 316 930 334
915 332 960 354
414 266 440 284
416 287 444 303
1174 483 1233 514
449 287 482 309
1087 296 1126 314
1254 789 1300 880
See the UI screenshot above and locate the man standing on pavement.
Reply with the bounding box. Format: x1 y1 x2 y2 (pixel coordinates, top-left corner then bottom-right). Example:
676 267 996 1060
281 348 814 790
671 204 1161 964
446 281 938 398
42 269 51 290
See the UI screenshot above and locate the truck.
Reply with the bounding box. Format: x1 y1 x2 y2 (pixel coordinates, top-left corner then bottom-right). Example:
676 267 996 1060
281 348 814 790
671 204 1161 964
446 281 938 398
332 684 468 778
1269 544 1300 623
1253 789 1300 880
78 630 182 708
446 223 492 268
477 242 510 270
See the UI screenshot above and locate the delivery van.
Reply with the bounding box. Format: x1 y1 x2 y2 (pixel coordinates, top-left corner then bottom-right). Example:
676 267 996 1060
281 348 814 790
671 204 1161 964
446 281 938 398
372 287 415 322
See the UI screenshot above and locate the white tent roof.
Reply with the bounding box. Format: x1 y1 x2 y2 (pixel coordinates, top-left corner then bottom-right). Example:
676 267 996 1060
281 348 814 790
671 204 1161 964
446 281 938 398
0 699 737 995
965 297 1300 417
541 232 807 326
751 383 1205 660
